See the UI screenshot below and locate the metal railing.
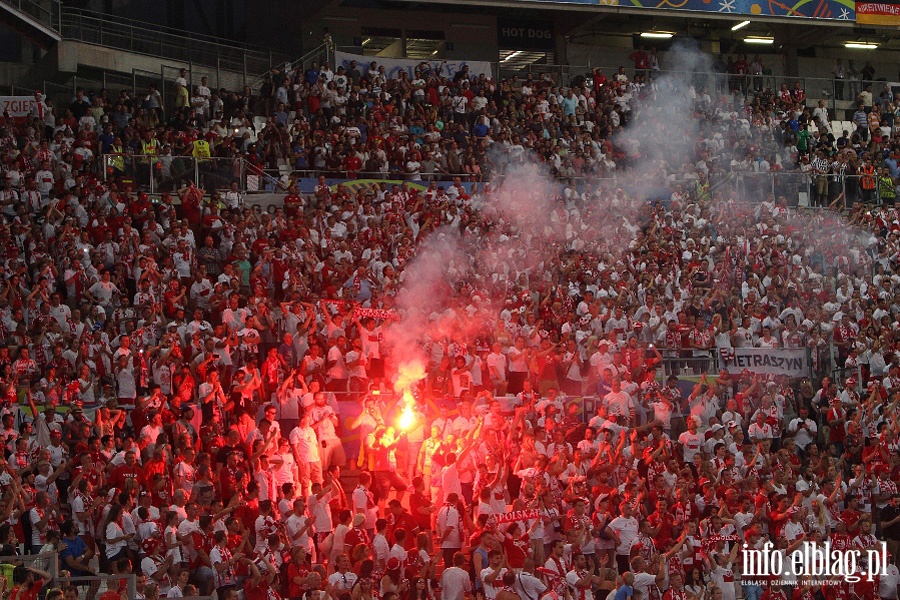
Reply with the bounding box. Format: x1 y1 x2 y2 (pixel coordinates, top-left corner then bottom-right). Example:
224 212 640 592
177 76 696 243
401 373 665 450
659 353 722 377
54 574 136 600
58 7 290 84
714 172 888 208
100 154 253 194
96 151 894 213
0 551 59 587
0 0 61 32
252 40 334 92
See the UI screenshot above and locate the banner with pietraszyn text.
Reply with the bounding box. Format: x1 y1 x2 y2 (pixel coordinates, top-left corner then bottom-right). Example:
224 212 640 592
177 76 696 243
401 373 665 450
334 51 493 81
720 348 809 377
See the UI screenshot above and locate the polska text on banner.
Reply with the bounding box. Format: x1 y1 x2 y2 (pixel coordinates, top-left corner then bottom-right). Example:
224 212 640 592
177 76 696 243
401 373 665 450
497 509 541 524
320 299 397 320
703 534 741 550
354 307 397 320
321 299 350 308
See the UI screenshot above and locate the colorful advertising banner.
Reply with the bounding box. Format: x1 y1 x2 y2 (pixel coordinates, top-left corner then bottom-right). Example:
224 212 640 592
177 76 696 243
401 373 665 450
855 1 900 24
404 0 854 20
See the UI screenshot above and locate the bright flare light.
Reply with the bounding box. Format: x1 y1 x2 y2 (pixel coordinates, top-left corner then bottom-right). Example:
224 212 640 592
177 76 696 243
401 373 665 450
398 390 417 431
395 363 425 431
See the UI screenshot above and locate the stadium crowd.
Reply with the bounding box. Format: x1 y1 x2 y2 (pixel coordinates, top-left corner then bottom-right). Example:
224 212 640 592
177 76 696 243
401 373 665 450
0 50 900 600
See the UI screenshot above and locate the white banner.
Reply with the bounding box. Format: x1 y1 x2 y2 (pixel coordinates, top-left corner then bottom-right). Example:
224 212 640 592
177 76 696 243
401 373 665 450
0 96 42 119
497 509 541 524
720 348 809 377
334 51 493 80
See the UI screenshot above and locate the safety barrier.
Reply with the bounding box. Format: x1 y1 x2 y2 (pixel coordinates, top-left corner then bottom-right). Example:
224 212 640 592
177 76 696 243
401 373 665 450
94 153 898 212
99 154 255 195
0 0 60 32
58 7 288 77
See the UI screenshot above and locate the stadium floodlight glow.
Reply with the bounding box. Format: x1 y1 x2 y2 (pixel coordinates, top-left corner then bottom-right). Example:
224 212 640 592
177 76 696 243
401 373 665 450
502 51 524 62
641 32 674 38
845 42 878 49
732 20 751 31
744 36 774 44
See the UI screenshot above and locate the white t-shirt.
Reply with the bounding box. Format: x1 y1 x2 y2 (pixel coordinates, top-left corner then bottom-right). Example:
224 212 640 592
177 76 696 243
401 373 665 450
481 566 508 600
286 512 313 551
608 515 639 555
441 566 472 600
678 431 703 462
328 570 358 592
89 281 117 304
209 546 235 588
308 491 333 533
878 564 900 599
437 505 463 548
507 347 528 373
514 571 547 600
372 533 390 567
565 570 594 600
486 352 507 381
632 572 658 600
289 426 320 462
351 486 378 530
709 565 737 600
71 495 91 535
105 521 127 558
177 519 200 563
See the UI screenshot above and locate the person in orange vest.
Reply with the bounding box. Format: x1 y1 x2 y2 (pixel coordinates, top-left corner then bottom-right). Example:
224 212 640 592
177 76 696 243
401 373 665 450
859 158 876 204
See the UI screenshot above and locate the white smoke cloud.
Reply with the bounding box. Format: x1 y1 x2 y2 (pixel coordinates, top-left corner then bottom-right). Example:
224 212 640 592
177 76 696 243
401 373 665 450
615 39 713 188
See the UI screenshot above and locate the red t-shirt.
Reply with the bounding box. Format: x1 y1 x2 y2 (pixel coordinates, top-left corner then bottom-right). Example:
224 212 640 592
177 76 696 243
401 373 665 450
11 581 43 600
109 464 142 492
287 563 310 598
284 194 303 216
409 492 432 532
388 512 419 549
344 526 370 551
244 577 272 600
503 533 530 569
191 530 212 570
